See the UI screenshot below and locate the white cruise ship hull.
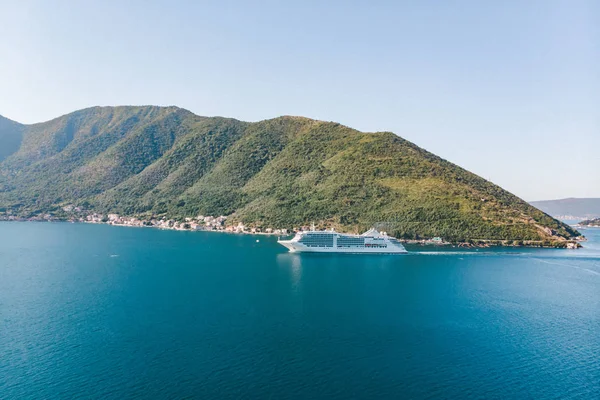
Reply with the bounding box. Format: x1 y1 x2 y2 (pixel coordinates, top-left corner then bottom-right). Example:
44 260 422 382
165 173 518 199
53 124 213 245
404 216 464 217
278 228 407 254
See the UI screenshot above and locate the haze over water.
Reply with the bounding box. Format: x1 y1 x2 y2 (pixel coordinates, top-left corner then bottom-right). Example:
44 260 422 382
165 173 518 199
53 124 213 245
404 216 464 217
1 222 599 399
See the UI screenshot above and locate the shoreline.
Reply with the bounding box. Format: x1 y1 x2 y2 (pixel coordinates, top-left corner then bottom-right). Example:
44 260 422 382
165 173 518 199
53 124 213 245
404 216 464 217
0 217 583 249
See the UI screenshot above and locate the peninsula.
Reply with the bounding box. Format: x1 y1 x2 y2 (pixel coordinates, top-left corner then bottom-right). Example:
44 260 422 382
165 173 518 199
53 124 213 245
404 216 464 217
0 106 581 247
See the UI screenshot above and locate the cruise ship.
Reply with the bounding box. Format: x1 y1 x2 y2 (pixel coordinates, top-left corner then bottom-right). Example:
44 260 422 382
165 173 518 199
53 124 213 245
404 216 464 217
277 227 407 254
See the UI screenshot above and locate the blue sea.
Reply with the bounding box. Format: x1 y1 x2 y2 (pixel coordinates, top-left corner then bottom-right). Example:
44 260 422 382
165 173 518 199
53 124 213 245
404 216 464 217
1 222 599 399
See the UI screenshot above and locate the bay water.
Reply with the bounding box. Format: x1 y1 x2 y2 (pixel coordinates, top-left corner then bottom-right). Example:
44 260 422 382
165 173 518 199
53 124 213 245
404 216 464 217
1 222 599 399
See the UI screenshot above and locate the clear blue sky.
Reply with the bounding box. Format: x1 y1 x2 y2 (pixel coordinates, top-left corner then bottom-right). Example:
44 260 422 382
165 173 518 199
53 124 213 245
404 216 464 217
1 0 598 200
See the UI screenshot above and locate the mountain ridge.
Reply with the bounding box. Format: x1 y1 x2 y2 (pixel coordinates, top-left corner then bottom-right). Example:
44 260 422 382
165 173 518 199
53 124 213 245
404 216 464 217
530 198 600 219
0 106 580 244
0 114 25 162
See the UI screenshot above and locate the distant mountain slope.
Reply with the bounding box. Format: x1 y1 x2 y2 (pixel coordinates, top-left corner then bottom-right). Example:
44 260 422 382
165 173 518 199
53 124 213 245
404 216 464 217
0 115 24 161
0 106 580 243
530 198 600 219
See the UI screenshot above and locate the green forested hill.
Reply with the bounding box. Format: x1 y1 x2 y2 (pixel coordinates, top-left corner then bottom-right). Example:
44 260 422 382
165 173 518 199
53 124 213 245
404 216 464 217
0 106 580 242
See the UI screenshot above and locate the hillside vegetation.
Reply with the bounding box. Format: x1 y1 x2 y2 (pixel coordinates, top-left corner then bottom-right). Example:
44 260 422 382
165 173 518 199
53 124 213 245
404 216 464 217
0 115 24 162
0 106 580 243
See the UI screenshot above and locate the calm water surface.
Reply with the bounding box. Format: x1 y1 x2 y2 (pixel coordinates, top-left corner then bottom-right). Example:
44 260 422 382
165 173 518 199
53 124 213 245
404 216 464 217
1 222 599 399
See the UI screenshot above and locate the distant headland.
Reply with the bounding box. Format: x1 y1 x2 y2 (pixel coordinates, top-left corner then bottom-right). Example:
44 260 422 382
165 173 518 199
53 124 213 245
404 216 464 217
577 218 600 228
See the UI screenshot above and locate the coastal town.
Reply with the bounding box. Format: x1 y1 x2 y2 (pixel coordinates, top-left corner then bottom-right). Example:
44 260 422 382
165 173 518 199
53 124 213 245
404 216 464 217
0 206 290 234
84 213 290 235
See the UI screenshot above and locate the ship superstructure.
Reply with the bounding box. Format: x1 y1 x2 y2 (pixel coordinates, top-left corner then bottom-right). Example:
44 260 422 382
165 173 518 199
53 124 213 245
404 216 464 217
277 228 407 254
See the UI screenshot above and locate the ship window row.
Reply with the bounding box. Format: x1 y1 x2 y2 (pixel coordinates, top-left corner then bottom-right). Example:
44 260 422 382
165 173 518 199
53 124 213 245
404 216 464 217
337 238 365 245
300 237 334 247
336 244 388 248
300 236 334 241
